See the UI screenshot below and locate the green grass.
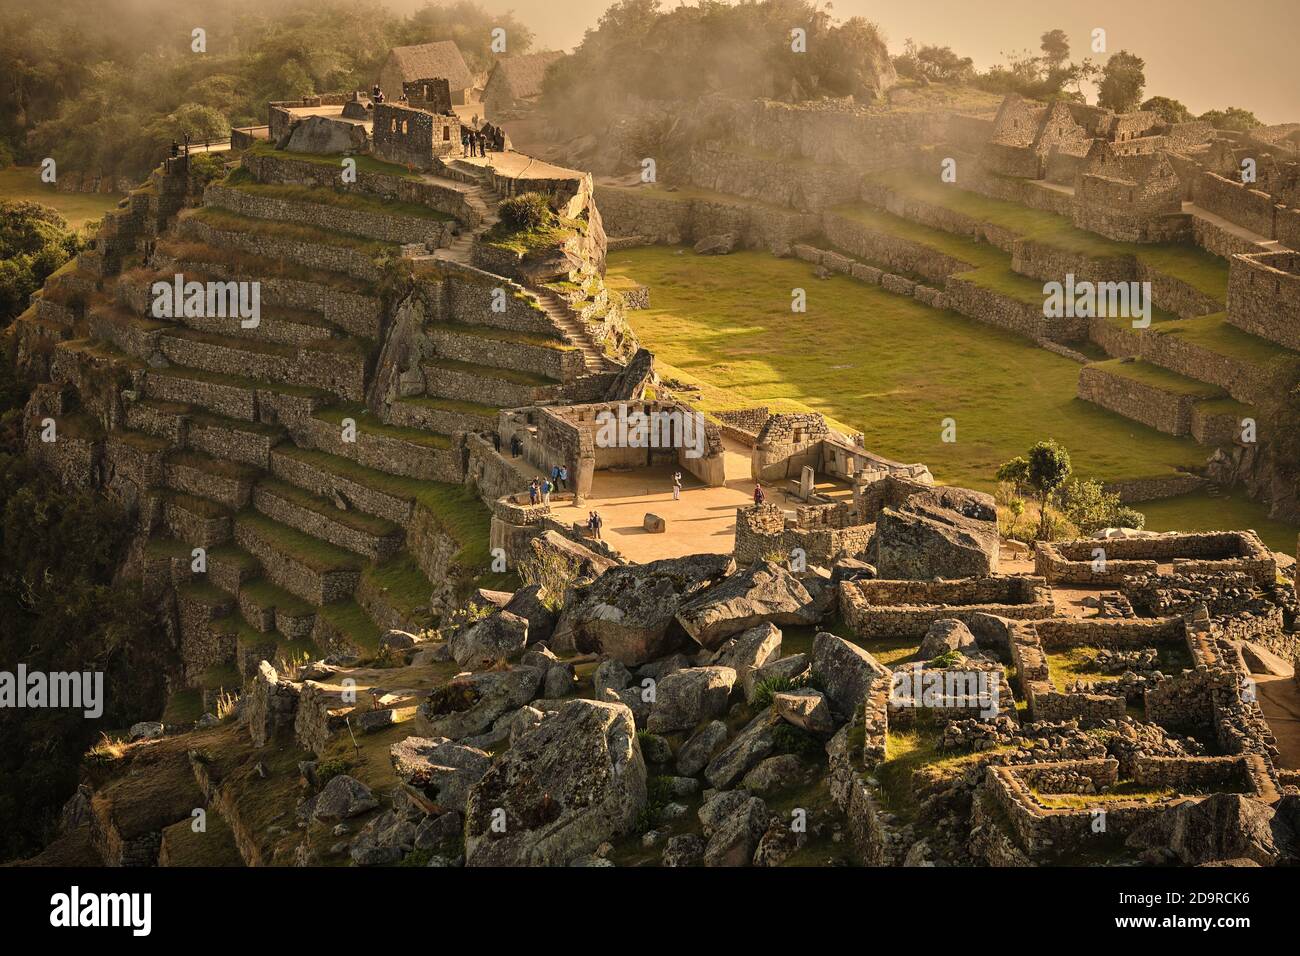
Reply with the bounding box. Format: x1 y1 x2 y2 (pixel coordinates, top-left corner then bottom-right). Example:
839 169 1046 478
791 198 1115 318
236 511 363 572
161 689 204 725
1140 490 1299 553
871 170 1230 303
314 601 381 653
150 361 327 400
1033 783 1178 809
608 246 1209 490
436 320 572 351
829 203 1046 305
1143 312 1300 372
257 476 399 537
0 166 123 228
394 395 501 418
362 554 435 620
239 578 313 617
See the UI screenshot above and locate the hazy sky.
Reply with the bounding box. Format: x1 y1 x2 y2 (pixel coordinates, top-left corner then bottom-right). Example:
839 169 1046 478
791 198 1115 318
458 0 1299 124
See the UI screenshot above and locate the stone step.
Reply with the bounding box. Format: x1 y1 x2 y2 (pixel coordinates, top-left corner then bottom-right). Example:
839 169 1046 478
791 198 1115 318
229 610 320 682
269 445 416 525
162 491 234 549
152 238 383 339
170 301 341 348
142 364 330 425
427 323 577 382
233 512 363 605
124 398 191 443
158 328 368 402
235 577 317 642
186 409 287 470
204 543 262 595
388 395 499 435
164 449 260 510
311 600 383 659
175 208 390 284
301 405 463 483
253 477 404 562
421 356 561 409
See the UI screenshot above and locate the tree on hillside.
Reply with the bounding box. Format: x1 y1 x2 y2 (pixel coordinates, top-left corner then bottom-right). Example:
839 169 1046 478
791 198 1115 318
1039 29 1070 71
997 440 1073 539
1141 95 1193 124
0 201 80 330
894 39 974 84
1199 106 1262 132
398 0 535 72
1097 50 1146 112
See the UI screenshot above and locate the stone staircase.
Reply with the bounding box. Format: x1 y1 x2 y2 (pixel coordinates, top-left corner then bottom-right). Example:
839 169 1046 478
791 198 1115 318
532 286 614 373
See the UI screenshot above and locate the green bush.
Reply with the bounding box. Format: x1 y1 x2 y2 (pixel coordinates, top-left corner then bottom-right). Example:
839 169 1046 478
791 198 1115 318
497 192 553 231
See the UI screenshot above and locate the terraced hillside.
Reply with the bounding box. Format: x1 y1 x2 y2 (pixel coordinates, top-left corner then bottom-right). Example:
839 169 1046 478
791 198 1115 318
6 144 621 715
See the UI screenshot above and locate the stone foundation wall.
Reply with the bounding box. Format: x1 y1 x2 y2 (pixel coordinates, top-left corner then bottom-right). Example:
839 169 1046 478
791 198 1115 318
942 277 1087 344
1193 172 1276 239
594 185 818 252
176 216 381 284
1226 251 1300 351
243 151 476 225
820 212 973 280
205 184 452 247
1076 363 1199 436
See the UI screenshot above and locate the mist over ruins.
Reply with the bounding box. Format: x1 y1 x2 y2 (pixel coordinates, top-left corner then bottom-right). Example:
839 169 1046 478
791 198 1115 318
1 0 1299 884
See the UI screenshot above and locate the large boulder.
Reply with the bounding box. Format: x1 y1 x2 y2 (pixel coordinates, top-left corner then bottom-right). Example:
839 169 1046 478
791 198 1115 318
699 790 768 866
413 667 543 740
280 114 368 155
693 233 737 255
676 720 729 777
1239 641 1295 678
504 584 558 645
311 775 378 822
450 610 529 668
676 560 818 649
868 487 999 580
389 736 492 812
463 700 646 866
918 619 978 660
555 553 735 665
705 706 784 790
646 666 737 734
810 632 888 720
712 623 782 698
1126 793 1279 866
773 688 835 735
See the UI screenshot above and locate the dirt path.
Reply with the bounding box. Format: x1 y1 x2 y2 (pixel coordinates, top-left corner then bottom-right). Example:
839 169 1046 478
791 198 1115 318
1254 674 1300 769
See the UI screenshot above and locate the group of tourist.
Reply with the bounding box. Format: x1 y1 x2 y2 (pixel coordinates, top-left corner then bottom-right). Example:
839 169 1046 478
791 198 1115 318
462 123 505 157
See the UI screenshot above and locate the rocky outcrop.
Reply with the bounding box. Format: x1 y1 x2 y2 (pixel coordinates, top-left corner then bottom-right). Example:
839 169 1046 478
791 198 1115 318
810 632 888 720
413 667 543 740
646 666 737 734
463 699 646 866
1126 793 1280 866
555 553 735 665
676 560 817 649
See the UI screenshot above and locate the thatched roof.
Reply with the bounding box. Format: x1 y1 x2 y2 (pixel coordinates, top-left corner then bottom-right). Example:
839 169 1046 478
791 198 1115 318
384 42 472 91
486 51 566 101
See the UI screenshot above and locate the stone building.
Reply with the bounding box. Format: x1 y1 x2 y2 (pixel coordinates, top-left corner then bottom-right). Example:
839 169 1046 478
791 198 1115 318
371 102 462 169
377 41 475 106
482 51 566 115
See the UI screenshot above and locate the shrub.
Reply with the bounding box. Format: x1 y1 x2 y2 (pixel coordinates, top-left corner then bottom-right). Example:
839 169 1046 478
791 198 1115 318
497 192 552 231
